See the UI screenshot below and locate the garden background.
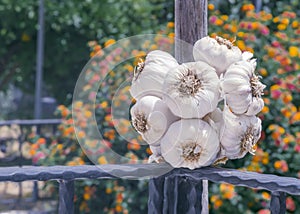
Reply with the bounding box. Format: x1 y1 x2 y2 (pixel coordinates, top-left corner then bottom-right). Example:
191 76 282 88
0 0 299 213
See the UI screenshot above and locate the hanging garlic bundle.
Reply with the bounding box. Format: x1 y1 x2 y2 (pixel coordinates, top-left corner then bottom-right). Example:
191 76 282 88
220 106 262 160
221 59 266 116
130 50 179 99
193 36 242 76
130 95 179 146
163 61 220 118
160 119 220 169
128 34 265 169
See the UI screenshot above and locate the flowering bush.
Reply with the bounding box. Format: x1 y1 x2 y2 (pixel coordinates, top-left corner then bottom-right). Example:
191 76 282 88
208 2 300 213
29 2 300 213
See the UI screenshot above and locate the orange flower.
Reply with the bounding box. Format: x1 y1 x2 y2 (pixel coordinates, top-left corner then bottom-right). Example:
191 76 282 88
167 22 174 28
262 192 271 200
127 139 141 151
104 39 116 47
220 183 235 199
208 3 215 11
115 205 122 212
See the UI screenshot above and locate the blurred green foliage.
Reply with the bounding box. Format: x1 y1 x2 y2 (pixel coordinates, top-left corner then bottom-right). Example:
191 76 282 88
0 0 172 103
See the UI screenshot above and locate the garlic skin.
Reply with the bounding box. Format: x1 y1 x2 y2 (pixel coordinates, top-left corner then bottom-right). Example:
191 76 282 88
130 50 179 99
220 106 262 159
130 95 179 146
160 119 220 169
203 108 223 137
148 145 164 163
221 60 266 115
193 36 242 76
163 61 220 119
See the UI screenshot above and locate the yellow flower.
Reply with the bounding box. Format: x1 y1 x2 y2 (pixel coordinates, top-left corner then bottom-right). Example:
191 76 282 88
208 3 215 11
278 126 285 134
100 101 108 108
236 40 246 50
104 39 116 47
277 24 287 30
273 17 280 23
83 193 91 200
292 20 299 28
98 156 108 164
220 15 228 21
259 68 268 77
57 144 63 150
167 22 174 28
237 31 244 38
261 106 269 114
84 110 92 118
215 19 224 26
289 46 299 57
168 32 175 38
106 188 112 194
281 18 289 25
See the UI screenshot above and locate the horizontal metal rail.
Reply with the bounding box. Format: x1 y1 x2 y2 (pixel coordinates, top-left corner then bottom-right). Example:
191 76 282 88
0 119 62 126
0 164 300 194
1 163 300 213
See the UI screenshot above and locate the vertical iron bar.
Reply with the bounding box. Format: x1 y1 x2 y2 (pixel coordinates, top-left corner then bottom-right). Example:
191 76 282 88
34 0 45 119
58 180 75 214
270 191 286 214
148 175 165 214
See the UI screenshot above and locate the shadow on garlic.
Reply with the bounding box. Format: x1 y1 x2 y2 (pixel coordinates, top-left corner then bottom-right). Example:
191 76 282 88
220 106 262 160
130 95 179 146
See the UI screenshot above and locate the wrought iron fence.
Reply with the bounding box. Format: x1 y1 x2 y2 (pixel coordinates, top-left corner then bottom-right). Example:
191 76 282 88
0 119 300 214
0 164 300 214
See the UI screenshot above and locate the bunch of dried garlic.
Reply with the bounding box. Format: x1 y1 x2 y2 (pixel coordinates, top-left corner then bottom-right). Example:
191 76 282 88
129 35 265 169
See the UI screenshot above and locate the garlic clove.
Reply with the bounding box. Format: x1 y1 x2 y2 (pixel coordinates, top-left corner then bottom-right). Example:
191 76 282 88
160 119 220 169
130 95 179 146
220 106 262 159
163 61 220 119
221 60 266 115
202 108 223 137
245 97 264 116
193 36 242 76
130 50 179 99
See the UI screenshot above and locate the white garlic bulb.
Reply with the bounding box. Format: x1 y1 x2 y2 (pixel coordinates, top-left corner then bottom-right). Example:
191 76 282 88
220 106 262 159
221 60 266 115
130 50 178 99
162 61 220 119
160 119 220 169
130 95 179 146
193 36 242 76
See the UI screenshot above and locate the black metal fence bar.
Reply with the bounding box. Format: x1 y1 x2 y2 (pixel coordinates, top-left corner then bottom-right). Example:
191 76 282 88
0 164 300 194
59 180 75 214
0 164 300 213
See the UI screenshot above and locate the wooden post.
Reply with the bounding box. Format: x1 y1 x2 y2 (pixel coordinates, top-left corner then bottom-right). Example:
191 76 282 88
148 1 209 213
175 0 209 213
175 0 207 63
